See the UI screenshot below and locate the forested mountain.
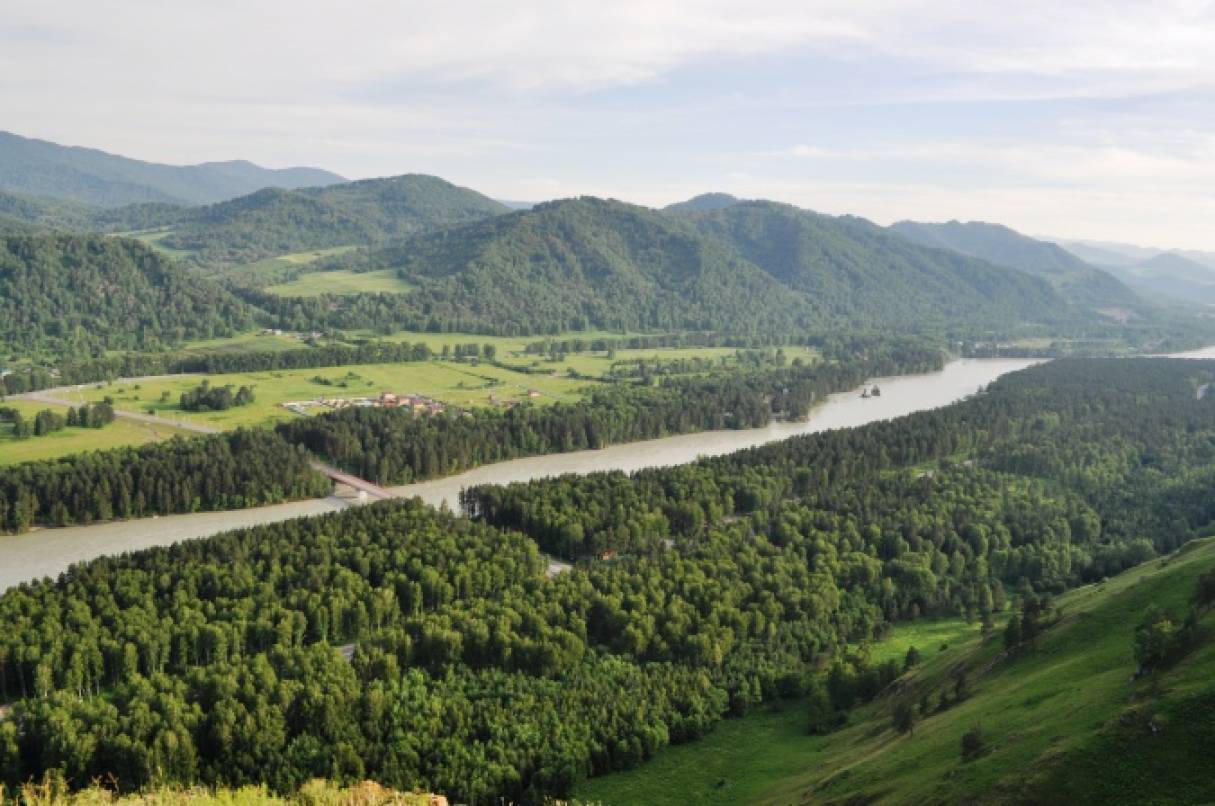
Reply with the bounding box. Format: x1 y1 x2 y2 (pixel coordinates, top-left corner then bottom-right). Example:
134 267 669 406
0 234 257 359
157 175 510 268
890 220 1143 311
0 131 344 206
671 201 1074 329
0 188 186 234
358 197 813 333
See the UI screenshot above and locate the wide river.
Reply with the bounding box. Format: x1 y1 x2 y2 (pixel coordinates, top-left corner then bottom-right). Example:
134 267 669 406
3 348 1213 590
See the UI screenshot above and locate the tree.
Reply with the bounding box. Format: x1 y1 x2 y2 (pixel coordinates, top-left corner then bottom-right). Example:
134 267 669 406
893 700 917 735
961 725 986 761
805 680 835 735
1133 606 1181 672
1003 614 1022 651
904 645 921 670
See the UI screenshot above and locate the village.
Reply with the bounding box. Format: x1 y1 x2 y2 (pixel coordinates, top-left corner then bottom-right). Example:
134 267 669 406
279 391 448 416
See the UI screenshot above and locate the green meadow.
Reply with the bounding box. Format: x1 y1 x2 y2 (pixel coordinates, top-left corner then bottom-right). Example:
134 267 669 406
264 268 415 297
0 399 195 465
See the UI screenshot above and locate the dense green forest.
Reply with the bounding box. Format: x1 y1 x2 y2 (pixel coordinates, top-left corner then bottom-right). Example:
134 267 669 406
0 234 257 360
0 430 327 533
1 359 1212 803
670 200 1076 328
320 197 1083 336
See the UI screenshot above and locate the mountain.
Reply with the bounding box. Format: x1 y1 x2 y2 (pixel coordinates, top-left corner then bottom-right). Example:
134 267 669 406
664 193 742 213
0 233 257 360
890 220 1144 311
333 196 1079 335
360 196 810 333
671 201 1073 329
158 175 511 268
0 130 344 207
1098 253 1215 305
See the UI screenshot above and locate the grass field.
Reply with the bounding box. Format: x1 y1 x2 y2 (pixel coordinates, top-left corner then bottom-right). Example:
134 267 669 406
265 269 415 297
0 400 195 465
43 360 600 430
179 331 308 354
577 538 1215 805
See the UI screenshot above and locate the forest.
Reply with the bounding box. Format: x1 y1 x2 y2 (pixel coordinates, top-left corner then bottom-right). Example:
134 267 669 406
1 358 1212 803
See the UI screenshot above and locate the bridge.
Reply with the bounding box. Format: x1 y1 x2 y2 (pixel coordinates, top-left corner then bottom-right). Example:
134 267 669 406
311 462 396 501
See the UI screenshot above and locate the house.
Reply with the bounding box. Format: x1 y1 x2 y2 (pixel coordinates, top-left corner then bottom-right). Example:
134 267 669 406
527 389 542 398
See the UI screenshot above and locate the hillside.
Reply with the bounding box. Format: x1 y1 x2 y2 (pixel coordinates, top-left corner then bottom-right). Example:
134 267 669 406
0 234 257 360
158 174 510 269
578 536 1215 805
890 220 1143 311
0 131 343 206
363 196 811 333
673 201 1074 328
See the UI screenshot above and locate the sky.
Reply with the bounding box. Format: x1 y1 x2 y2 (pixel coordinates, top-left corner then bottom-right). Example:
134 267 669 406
4 1 1215 248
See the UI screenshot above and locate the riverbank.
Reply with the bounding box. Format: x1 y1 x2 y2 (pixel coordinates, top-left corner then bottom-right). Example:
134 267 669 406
0 357 1044 590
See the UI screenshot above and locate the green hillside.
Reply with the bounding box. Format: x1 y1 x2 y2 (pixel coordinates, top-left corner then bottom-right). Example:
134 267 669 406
674 201 1074 328
0 234 258 361
890 220 1145 311
364 196 814 333
578 537 1215 805
157 174 510 268
0 130 343 206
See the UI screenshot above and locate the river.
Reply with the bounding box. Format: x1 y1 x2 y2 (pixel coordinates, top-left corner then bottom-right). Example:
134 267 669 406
3 350 1213 590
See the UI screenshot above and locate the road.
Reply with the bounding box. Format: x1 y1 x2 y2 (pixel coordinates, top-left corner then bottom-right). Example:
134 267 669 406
14 387 220 435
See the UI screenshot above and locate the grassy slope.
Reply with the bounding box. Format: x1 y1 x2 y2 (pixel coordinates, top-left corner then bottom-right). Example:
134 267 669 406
577 538 1215 805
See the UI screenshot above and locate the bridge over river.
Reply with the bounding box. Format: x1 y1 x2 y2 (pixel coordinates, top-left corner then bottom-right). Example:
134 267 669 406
311 462 396 501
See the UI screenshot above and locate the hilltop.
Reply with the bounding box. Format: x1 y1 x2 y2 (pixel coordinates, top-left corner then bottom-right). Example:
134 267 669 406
0 130 344 206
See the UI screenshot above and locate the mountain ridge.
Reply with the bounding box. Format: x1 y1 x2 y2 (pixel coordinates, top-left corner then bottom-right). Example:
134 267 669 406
0 130 345 207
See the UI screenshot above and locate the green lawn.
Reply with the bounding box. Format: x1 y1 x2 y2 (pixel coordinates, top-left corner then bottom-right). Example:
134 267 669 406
179 331 309 354
0 400 195 465
42 360 600 430
265 268 413 297
578 538 1215 805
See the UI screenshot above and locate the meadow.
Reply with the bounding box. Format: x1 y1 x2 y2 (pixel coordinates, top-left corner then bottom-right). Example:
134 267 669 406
42 360 599 430
264 268 414 297
0 399 195 465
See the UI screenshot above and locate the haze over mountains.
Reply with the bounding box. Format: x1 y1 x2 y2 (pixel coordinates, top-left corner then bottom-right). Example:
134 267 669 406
0 130 344 206
1057 238 1215 305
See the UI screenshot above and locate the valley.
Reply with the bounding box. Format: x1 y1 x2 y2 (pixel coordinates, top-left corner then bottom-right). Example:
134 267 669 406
2 128 1215 806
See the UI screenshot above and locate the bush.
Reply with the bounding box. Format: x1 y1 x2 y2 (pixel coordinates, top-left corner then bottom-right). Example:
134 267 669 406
961 725 986 761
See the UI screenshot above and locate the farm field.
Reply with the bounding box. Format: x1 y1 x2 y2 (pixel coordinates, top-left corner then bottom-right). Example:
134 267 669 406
41 360 601 430
0 399 196 465
578 538 1215 806
265 268 415 297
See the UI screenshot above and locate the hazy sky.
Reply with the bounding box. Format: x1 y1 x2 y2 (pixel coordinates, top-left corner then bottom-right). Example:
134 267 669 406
5 1 1215 247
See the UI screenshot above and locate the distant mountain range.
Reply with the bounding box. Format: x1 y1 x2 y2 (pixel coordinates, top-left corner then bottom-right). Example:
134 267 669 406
1057 238 1215 305
0 130 345 206
891 220 1144 313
